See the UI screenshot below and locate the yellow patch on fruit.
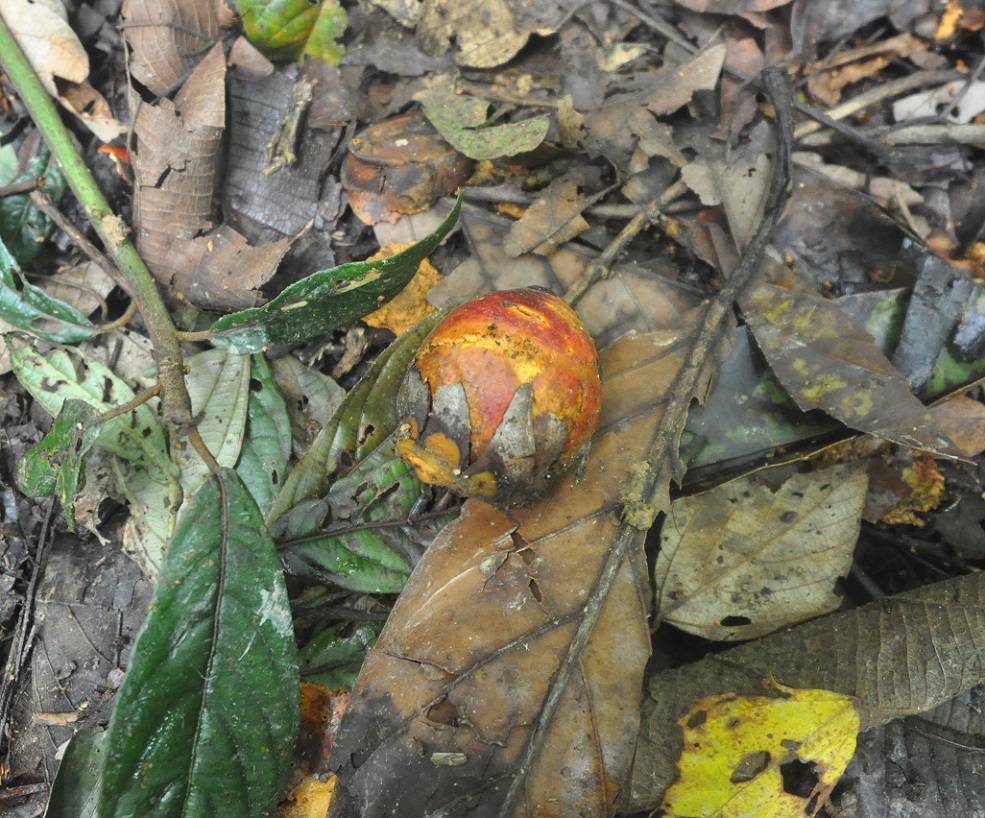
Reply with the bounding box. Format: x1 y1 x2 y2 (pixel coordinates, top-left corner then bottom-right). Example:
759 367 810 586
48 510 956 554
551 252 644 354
661 681 859 818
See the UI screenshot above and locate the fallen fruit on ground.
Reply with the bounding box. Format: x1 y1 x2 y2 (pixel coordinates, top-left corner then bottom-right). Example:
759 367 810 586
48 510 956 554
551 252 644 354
396 287 603 506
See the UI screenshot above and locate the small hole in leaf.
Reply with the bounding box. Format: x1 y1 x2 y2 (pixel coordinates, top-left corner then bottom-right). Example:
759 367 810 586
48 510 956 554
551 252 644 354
720 615 752 627
780 756 820 799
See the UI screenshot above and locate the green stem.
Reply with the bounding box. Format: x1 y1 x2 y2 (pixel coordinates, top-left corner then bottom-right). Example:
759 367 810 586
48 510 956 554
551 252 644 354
0 12 202 460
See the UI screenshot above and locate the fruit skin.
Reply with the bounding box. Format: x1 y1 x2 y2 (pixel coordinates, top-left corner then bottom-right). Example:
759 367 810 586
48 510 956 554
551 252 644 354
395 288 603 506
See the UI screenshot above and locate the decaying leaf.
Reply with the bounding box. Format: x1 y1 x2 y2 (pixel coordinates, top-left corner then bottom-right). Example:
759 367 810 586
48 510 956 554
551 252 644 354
656 464 868 641
326 326 705 817
661 684 859 818
132 43 293 308
624 570 985 811
121 0 221 95
741 281 958 456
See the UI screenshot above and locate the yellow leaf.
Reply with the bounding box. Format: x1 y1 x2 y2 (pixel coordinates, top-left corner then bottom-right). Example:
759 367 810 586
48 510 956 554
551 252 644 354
661 682 859 818
361 243 439 335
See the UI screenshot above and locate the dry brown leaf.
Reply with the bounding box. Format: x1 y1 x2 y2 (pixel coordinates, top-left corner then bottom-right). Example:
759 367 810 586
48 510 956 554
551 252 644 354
583 45 726 169
325 327 706 817
624 570 985 811
1 0 123 141
656 464 868 641
502 179 589 257
427 204 705 348
416 0 529 68
930 395 985 457
674 0 790 11
121 0 221 95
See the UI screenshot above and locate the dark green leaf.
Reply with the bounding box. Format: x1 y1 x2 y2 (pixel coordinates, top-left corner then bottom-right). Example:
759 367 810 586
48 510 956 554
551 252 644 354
239 0 347 63
278 443 424 593
300 623 381 690
0 145 66 266
209 194 460 354
267 313 442 523
0 242 97 343
97 470 299 818
236 354 293 517
44 729 107 818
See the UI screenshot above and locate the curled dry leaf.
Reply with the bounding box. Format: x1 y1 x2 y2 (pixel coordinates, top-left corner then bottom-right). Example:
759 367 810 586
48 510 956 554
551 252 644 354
327 326 698 818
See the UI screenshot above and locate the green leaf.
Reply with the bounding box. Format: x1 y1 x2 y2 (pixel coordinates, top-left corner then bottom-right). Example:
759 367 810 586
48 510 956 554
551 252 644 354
45 729 107 818
7 338 167 466
209 194 461 354
98 470 299 818
278 443 422 593
17 399 100 530
175 348 251 497
419 87 550 161
300 623 381 690
0 145 67 266
268 312 442 523
0 241 97 343
239 0 347 64
236 354 293 517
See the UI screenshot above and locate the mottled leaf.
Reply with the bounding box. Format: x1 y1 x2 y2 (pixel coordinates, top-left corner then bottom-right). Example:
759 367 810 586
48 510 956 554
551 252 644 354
742 282 957 456
661 685 859 818
0 242 96 344
236 354 293 517
209 195 460 354
98 470 299 818
0 145 66 266
626 571 985 811
656 464 868 641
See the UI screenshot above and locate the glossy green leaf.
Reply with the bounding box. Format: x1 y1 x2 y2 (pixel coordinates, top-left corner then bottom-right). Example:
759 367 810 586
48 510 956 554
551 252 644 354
98 470 299 818
239 0 347 64
17 399 100 530
420 87 550 161
236 354 293 517
300 623 381 690
0 241 96 343
0 145 67 266
45 729 107 818
267 312 441 523
209 194 460 354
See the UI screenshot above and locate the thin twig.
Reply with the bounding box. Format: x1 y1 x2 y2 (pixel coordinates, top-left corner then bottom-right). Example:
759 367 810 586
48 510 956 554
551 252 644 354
29 189 129 291
565 179 688 306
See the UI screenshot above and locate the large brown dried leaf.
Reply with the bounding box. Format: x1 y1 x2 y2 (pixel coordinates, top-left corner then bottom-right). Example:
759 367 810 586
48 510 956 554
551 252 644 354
503 179 589 258
132 44 291 308
121 0 221 95
624 570 985 811
326 328 700 818
741 281 958 456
